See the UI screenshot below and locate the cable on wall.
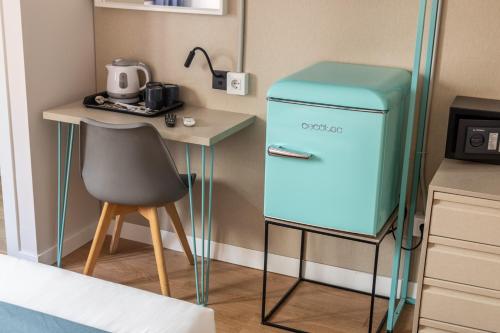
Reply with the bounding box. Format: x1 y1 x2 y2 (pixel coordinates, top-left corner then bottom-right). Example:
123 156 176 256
236 0 246 72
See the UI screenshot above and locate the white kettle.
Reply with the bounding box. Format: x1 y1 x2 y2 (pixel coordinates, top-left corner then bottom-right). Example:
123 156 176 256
106 59 151 103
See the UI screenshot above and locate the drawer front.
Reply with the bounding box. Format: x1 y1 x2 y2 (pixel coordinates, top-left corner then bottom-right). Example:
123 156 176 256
420 286 500 332
419 328 450 333
426 243 500 291
430 194 500 247
419 318 490 333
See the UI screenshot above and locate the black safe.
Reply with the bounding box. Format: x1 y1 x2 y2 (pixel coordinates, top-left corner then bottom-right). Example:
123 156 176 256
446 96 500 164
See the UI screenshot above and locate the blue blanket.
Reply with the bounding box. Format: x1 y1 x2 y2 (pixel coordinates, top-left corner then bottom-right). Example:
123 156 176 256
0 301 108 333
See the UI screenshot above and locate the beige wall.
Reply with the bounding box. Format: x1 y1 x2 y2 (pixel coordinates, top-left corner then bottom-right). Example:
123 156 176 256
93 0 500 279
20 0 98 259
425 1 500 182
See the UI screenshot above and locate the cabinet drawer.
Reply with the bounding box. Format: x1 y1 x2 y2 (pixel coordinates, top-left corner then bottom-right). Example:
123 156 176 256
419 318 489 333
430 193 500 247
420 285 500 332
426 242 500 291
419 328 450 333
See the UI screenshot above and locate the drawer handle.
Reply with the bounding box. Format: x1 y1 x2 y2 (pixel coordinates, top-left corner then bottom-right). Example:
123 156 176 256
267 145 312 160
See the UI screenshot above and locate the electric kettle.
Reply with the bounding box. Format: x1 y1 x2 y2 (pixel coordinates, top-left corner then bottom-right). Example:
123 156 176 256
106 59 151 103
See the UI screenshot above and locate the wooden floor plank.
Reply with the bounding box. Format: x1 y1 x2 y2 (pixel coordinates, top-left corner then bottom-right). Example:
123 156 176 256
62 238 413 333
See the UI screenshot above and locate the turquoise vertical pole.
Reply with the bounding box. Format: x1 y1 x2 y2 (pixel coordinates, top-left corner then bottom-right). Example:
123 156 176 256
56 123 62 266
204 146 214 305
186 144 200 304
200 146 206 302
57 124 75 267
400 0 441 304
387 0 427 330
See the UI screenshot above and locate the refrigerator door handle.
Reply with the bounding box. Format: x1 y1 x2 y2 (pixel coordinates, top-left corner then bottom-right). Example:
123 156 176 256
267 145 312 160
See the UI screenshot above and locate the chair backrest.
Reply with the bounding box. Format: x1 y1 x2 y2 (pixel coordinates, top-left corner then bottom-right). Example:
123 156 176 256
80 118 188 206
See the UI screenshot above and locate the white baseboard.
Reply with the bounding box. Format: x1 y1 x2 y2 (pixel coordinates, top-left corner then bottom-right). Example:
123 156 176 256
36 219 417 298
38 222 98 264
118 222 417 299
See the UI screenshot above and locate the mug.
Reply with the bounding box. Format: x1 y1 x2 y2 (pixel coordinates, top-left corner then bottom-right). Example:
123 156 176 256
163 84 179 106
145 82 164 110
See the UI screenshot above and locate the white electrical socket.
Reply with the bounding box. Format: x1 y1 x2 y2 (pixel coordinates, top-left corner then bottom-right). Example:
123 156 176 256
227 72 249 96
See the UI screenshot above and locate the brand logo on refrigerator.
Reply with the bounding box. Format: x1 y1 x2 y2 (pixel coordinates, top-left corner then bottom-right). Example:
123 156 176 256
301 122 343 134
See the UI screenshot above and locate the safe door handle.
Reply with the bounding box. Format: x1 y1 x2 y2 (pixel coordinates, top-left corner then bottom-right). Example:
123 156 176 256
267 145 312 160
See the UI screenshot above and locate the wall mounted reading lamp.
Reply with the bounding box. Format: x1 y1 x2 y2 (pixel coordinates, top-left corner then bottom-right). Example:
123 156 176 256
184 47 228 90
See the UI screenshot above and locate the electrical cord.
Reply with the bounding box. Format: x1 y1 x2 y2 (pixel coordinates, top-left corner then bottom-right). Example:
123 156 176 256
387 206 424 251
390 223 424 251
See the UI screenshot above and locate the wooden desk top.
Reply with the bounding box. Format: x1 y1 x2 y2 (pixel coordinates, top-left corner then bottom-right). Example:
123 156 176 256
430 159 500 201
43 101 256 146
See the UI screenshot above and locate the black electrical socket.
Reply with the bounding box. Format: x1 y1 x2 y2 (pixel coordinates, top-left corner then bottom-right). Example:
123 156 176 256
212 70 228 90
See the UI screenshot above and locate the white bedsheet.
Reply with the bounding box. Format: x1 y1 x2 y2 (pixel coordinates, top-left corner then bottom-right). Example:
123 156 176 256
0 255 215 333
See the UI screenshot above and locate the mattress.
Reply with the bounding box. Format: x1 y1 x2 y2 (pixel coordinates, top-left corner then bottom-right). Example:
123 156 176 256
0 300 106 332
0 254 215 333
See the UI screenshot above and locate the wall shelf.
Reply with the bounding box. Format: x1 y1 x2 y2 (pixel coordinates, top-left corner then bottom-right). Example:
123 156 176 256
94 0 227 16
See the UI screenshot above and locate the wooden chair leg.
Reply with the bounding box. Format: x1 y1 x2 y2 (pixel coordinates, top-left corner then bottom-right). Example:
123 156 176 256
139 207 170 296
165 203 194 265
109 206 137 254
84 202 116 276
109 215 125 254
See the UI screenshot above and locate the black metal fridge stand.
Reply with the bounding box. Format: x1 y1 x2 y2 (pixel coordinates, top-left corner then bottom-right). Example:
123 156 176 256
261 210 398 333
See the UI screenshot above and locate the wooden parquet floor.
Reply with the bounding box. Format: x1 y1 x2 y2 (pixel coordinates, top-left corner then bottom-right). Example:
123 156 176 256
62 237 413 333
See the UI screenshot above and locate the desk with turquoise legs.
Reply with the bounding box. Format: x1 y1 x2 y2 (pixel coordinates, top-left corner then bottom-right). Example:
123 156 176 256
43 101 256 305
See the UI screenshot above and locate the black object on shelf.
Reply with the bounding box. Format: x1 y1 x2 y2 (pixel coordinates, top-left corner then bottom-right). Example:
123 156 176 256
446 96 500 165
165 113 177 127
83 91 184 118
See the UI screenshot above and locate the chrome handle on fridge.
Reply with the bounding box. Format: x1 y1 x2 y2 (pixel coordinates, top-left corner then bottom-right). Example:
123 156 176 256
267 145 312 160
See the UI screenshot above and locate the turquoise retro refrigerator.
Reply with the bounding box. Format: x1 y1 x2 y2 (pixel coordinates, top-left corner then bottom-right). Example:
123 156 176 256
264 62 411 236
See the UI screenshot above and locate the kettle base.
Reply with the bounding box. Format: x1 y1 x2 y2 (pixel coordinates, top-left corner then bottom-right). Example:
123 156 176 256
108 96 140 104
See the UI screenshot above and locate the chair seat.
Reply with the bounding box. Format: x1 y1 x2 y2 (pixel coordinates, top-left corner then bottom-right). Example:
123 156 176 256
180 174 196 188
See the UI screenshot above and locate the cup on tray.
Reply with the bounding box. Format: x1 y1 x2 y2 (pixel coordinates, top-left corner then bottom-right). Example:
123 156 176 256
144 82 179 111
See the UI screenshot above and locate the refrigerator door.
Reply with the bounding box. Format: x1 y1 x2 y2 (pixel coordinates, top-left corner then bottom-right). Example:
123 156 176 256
264 100 385 235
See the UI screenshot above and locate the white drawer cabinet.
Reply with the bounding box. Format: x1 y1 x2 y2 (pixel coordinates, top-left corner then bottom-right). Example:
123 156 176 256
413 159 500 333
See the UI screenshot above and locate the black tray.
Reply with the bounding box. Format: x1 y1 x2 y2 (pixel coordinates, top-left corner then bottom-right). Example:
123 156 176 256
83 92 184 117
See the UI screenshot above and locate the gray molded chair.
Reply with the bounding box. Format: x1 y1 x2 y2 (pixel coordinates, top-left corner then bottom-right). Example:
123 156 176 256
80 118 194 296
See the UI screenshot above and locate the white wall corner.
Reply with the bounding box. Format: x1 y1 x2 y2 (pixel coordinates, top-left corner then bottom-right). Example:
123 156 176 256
0 0 98 262
0 0 38 260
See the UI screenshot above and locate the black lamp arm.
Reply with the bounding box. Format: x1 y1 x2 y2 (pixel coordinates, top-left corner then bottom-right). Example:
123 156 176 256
184 47 223 78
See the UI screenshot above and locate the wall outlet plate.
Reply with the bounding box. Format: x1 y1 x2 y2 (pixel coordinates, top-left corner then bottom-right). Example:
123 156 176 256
212 70 228 90
413 212 425 237
227 72 249 96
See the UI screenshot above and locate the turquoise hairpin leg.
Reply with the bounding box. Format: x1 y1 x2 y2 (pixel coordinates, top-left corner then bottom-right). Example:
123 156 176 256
387 0 441 330
203 146 214 305
186 144 215 306
186 144 201 304
56 123 75 267
400 0 441 309
387 0 427 330
200 146 206 300
56 123 62 266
